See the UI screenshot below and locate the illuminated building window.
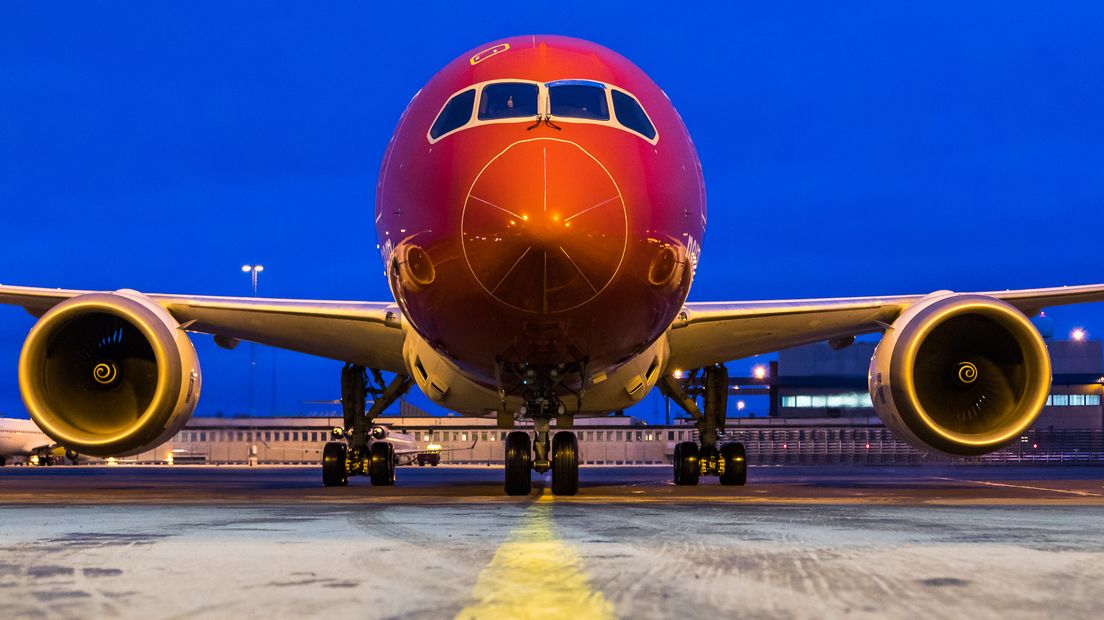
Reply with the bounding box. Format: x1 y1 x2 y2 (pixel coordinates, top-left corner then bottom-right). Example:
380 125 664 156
1046 394 1100 407
782 392 874 408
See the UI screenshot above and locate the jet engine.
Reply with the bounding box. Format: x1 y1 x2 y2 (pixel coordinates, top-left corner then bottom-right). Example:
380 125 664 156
19 290 201 457
868 292 1050 456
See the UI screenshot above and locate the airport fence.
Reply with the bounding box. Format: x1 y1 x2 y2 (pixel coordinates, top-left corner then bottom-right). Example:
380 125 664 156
712 428 1104 466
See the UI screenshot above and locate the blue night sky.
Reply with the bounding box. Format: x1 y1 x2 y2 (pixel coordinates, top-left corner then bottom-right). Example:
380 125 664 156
2 3 1103 422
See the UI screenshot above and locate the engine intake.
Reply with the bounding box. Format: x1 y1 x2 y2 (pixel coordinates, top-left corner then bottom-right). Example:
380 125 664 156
19 290 201 457
869 292 1050 456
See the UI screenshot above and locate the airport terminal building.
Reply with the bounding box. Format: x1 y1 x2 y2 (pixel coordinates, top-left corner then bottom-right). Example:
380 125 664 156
102 339 1104 467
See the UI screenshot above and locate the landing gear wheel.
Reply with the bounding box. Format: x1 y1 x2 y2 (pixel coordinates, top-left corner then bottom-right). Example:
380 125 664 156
673 441 700 486
719 442 747 486
369 442 396 486
322 442 348 487
551 432 579 496
504 431 533 496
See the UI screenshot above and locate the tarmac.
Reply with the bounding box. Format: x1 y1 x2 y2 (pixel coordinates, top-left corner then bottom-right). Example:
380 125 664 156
2 465 1104 619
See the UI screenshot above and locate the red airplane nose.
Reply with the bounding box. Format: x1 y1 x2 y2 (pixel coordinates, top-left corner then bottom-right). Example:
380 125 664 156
462 139 627 314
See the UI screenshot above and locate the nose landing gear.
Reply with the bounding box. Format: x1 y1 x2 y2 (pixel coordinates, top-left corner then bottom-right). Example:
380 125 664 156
662 364 748 487
498 360 584 496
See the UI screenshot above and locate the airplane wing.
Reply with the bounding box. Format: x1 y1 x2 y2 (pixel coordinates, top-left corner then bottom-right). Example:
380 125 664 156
0 284 406 373
668 284 1104 370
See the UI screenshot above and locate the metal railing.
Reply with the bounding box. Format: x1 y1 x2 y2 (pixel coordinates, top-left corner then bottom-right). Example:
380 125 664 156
705 428 1104 465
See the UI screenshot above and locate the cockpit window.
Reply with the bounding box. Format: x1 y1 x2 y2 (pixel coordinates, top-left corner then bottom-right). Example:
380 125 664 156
429 89 475 139
611 90 656 140
548 80 609 120
478 82 539 120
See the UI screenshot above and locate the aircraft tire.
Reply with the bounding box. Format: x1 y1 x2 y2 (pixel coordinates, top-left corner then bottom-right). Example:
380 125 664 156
719 442 747 486
673 441 700 486
322 442 348 487
504 431 532 496
370 442 396 486
551 431 579 496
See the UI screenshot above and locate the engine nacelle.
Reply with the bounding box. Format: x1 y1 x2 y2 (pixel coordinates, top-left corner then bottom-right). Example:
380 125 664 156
869 292 1050 456
19 290 201 457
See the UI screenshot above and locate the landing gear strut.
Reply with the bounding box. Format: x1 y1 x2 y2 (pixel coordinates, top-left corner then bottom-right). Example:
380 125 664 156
661 364 747 487
321 363 411 487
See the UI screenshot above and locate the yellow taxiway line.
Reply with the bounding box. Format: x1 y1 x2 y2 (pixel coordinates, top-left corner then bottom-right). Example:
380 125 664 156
455 487 615 620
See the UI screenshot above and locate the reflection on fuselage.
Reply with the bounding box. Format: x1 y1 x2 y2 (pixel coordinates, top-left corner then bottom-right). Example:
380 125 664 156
376 36 705 397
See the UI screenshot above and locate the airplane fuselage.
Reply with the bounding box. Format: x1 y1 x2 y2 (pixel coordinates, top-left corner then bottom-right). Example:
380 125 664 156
376 36 704 402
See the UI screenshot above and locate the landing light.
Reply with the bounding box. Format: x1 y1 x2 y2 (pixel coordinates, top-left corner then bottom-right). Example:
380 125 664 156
1071 328 1087 342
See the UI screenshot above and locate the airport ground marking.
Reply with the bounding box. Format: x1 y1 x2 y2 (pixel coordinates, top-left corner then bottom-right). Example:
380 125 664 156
455 486 615 620
930 476 1103 497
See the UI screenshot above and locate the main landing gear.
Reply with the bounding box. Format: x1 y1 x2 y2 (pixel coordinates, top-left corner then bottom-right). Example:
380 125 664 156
661 364 747 487
321 364 412 487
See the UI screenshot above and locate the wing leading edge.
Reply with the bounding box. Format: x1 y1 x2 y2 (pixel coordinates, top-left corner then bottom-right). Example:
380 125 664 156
0 284 406 373
669 283 1104 370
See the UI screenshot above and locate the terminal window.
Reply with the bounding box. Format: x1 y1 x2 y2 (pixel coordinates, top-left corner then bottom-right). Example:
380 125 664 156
782 392 873 409
1046 394 1100 406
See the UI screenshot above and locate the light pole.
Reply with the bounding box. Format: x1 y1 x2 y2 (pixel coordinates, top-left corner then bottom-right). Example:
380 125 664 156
242 265 264 415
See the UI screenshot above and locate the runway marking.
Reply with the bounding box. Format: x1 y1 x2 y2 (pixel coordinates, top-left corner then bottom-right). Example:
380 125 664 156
455 487 615 620
929 476 1103 497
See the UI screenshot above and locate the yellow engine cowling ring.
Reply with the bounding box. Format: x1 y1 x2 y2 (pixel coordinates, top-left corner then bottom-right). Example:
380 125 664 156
19 290 201 457
868 292 1050 456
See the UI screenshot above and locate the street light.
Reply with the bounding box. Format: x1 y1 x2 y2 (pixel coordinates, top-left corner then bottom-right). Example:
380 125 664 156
242 264 264 297
241 264 264 415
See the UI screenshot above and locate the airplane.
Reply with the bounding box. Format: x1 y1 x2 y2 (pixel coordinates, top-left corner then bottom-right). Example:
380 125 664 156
1 34 1102 495
0 417 73 466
